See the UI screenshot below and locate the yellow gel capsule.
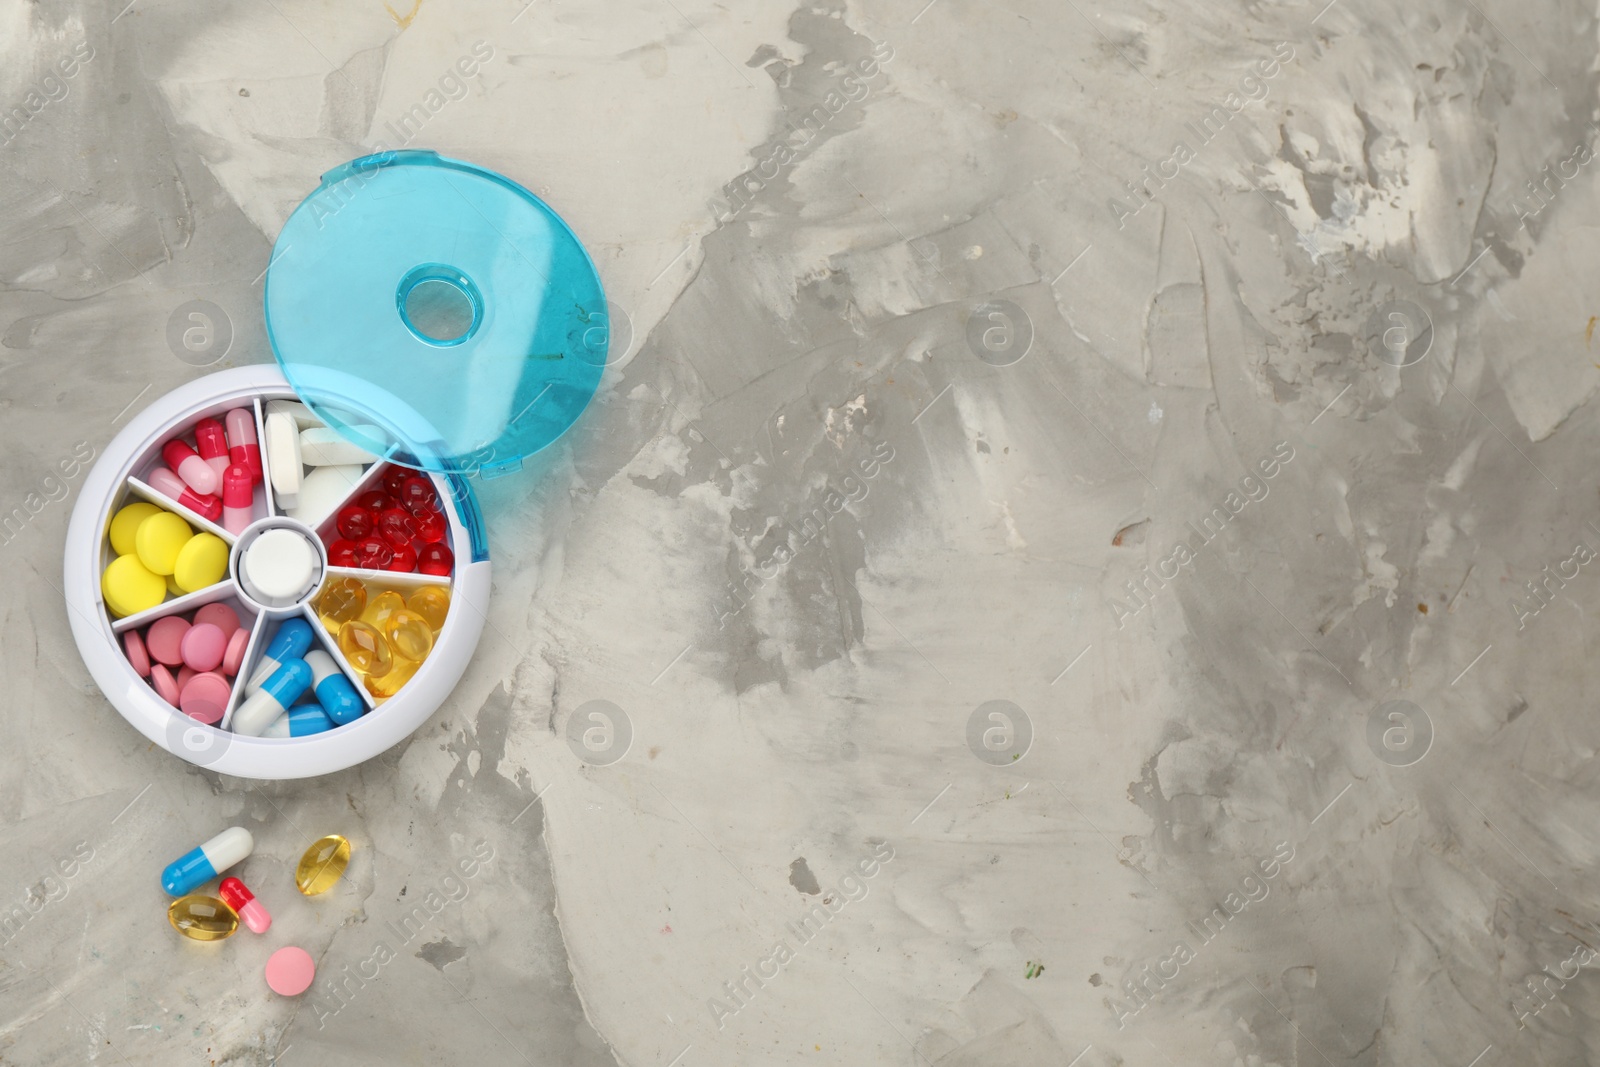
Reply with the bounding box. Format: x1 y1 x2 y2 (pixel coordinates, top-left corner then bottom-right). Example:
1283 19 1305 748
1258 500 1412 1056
102 554 166 618
167 895 239 941
108 502 161 556
363 655 418 699
359 590 404 631
173 532 229 593
135 512 193 576
338 620 393 676
406 586 450 632
384 609 433 661
296 834 351 895
317 576 367 628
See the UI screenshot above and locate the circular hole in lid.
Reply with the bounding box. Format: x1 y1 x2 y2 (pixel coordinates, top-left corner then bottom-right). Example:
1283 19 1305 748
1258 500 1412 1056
397 265 481 347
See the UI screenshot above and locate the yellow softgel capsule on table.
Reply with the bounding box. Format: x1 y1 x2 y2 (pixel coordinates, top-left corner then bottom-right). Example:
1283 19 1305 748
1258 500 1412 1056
296 834 351 895
316 576 366 629
337 619 393 676
108 502 161 556
359 590 404 632
406 585 450 632
134 511 193 576
173 532 229 593
384 609 433 661
363 655 418 699
102 554 166 617
167 895 239 941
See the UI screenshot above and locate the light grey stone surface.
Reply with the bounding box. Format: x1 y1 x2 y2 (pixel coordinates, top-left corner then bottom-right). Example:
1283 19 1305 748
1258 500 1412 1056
4 0 1600 1064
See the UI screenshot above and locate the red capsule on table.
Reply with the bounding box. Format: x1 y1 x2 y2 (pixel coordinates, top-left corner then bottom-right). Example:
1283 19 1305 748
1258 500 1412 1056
384 542 417 572
326 539 359 567
417 542 453 576
399 476 439 515
335 504 374 541
217 876 272 934
354 537 393 569
356 490 389 512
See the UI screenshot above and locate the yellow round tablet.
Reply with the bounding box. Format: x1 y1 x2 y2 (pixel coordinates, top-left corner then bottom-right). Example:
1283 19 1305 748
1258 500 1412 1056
108 502 160 556
134 512 192 576
166 573 184 597
173 532 229 593
102 554 165 617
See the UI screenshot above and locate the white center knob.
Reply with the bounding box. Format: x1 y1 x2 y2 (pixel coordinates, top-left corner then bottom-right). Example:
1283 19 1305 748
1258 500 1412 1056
243 528 317 600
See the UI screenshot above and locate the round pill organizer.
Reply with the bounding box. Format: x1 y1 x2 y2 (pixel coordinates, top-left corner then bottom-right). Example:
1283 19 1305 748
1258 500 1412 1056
63 150 608 779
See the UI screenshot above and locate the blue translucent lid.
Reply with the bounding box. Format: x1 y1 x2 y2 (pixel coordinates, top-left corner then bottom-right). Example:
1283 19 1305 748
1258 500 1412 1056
264 150 609 476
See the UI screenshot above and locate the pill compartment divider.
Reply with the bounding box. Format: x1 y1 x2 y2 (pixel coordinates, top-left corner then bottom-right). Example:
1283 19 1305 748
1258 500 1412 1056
123 476 234 546
253 396 275 518
297 602 378 712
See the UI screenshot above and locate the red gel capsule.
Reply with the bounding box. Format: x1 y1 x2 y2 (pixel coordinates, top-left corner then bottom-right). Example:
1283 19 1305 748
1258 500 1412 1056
398 476 439 515
417 542 453 577
376 507 416 548
412 509 446 544
381 467 411 497
217 876 271 934
356 490 390 512
354 537 393 569
384 542 417 572
336 504 374 541
326 539 359 567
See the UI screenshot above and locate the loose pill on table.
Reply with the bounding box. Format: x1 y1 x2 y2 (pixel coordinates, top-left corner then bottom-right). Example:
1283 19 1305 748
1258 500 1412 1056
407 586 450 632
134 511 193 576
222 627 251 675
148 467 223 522
300 427 378 467
108 501 161 556
224 408 262 483
102 554 166 618
180 622 227 672
195 418 231 483
288 464 364 528
161 826 254 896
295 835 351 895
363 655 419 699
262 705 336 738
179 671 231 725
384 609 433 661
304 650 364 725
337 620 393 676
146 616 190 666
149 663 180 705
174 532 229 593
265 946 316 996
247 617 314 692
193 602 240 638
217 876 271 934
162 439 220 497
231 659 313 737
167 895 239 941
242 528 317 601
264 410 302 510
123 629 151 676
221 463 254 535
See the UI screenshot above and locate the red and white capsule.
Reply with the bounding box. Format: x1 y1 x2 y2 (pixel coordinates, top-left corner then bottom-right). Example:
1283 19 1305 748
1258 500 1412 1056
162 439 220 496
148 467 222 521
221 463 254 535
225 408 263 484
195 417 231 483
218 876 271 934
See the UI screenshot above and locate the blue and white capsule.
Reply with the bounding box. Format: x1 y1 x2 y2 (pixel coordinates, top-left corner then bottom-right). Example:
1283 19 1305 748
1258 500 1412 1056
304 650 364 725
161 826 254 896
246 618 314 693
231 659 314 737
262 705 336 738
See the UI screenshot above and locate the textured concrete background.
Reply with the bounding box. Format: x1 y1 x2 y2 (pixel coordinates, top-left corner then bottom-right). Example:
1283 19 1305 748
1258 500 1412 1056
5 0 1600 1064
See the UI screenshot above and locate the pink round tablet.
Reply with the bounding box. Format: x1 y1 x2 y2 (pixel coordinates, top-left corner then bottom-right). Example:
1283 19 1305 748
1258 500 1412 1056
193 602 241 638
123 630 150 677
222 627 250 676
145 616 191 667
265 946 315 996
180 622 227 672
149 663 180 706
179 671 230 725
176 665 197 689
